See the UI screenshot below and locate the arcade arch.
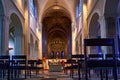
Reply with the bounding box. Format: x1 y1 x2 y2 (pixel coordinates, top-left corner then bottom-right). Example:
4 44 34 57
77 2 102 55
89 13 101 54
9 13 23 56
42 5 72 59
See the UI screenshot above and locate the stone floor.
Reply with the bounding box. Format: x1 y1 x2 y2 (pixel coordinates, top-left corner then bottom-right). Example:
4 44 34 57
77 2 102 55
25 71 74 80
1 70 120 80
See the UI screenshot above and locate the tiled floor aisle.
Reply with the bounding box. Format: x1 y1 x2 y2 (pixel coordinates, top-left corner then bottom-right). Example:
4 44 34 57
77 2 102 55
26 71 75 80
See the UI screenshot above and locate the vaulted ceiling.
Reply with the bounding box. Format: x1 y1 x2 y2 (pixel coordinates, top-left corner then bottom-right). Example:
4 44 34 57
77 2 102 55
39 0 76 41
37 0 76 23
40 0 75 58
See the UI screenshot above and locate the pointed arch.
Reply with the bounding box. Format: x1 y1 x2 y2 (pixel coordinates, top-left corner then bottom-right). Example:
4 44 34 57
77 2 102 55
9 13 23 55
89 13 100 54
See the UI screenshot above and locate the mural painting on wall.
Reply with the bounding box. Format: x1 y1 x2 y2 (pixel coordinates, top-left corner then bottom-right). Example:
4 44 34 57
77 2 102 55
49 38 65 59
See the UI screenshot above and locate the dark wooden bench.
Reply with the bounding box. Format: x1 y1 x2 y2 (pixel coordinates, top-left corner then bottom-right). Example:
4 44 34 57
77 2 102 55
71 54 85 79
64 59 75 75
28 59 43 78
36 59 43 75
87 54 104 79
0 55 10 80
12 55 27 79
84 38 117 80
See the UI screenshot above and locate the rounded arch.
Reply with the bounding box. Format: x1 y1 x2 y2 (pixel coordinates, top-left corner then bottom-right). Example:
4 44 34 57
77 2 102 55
89 13 100 38
42 5 72 59
39 0 73 23
42 5 71 22
8 10 24 33
9 13 23 56
10 13 23 36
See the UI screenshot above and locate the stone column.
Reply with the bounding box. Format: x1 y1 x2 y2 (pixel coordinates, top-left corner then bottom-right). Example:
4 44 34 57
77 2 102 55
14 35 22 55
71 22 76 56
98 15 107 58
98 15 106 38
0 16 3 55
38 22 42 59
1 15 10 55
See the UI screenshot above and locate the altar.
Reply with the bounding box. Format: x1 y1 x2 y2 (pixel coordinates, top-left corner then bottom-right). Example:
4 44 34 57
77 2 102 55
48 61 62 72
44 59 66 72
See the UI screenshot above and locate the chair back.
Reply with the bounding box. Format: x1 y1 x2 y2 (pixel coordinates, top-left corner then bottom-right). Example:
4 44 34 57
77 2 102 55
105 54 120 60
88 54 103 60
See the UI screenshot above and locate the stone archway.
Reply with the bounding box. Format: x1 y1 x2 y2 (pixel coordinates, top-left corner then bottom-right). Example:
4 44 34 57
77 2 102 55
89 13 100 38
0 1 4 55
42 6 72 59
9 13 23 56
89 13 100 54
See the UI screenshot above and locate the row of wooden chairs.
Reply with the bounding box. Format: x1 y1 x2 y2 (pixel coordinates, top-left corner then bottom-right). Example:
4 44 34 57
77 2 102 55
0 55 43 80
84 38 117 80
64 38 119 80
64 53 120 79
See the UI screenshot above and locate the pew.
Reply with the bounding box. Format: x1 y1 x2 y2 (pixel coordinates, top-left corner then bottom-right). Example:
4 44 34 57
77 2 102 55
84 38 117 80
12 55 27 79
71 54 84 79
28 59 43 78
0 55 10 80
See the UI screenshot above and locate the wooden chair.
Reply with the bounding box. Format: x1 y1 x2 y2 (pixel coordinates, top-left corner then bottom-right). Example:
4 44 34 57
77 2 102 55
36 60 44 75
88 54 104 79
105 53 120 79
12 55 27 79
84 38 117 80
28 59 43 78
0 55 10 80
64 59 75 76
71 54 85 79
28 60 37 78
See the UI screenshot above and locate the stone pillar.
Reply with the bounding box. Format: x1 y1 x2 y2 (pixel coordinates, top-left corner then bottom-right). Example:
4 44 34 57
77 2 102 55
0 17 3 55
38 22 42 59
117 17 120 54
98 15 107 57
1 15 10 55
14 35 22 55
72 22 76 56
98 15 106 38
